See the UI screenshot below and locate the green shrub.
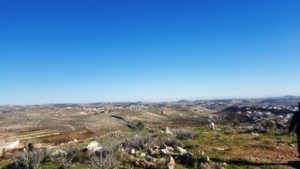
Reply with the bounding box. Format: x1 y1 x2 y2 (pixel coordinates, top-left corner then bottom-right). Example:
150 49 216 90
136 122 145 130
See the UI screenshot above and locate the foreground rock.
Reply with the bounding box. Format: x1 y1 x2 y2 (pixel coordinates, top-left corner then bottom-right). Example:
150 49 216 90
87 141 102 153
209 121 216 130
0 140 21 158
176 146 187 155
167 156 175 169
161 127 173 135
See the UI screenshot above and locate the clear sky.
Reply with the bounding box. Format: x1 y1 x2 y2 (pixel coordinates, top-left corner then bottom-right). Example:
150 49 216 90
0 0 300 105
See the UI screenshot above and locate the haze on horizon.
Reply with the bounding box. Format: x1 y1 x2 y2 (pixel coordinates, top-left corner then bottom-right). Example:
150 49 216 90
1 0 300 105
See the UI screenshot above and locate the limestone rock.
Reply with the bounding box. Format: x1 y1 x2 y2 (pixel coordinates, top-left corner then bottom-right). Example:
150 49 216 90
209 122 216 130
87 141 102 153
176 147 187 155
167 156 175 169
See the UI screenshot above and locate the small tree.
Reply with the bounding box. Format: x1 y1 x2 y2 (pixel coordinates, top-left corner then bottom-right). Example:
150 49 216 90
136 122 145 130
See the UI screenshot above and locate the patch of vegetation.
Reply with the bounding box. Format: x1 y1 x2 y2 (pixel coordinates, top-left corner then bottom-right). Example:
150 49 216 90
136 122 145 131
88 146 119 169
174 129 198 140
56 145 85 168
4 149 50 169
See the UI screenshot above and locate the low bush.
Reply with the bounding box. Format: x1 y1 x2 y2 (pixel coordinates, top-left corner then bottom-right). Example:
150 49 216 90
88 146 119 169
121 134 158 150
174 129 198 140
162 137 182 147
56 144 83 168
4 149 50 169
136 122 145 130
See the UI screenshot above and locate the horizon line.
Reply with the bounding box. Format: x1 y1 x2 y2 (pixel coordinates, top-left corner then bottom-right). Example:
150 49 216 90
1 95 299 106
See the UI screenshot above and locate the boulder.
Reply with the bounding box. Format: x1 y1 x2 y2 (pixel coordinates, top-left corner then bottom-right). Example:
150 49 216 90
166 146 174 152
3 140 20 151
174 153 195 166
160 149 171 155
148 148 159 157
209 122 216 130
87 141 102 153
158 157 167 165
167 156 175 169
176 147 187 155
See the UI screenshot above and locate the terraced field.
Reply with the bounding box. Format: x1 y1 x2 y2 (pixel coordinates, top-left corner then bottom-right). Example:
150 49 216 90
11 129 60 141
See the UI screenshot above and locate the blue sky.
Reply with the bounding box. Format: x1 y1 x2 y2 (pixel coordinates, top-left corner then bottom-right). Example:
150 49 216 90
0 0 300 105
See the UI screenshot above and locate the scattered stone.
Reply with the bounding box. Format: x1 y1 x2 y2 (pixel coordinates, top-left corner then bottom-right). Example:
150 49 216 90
213 147 231 151
251 132 260 137
164 127 173 135
148 148 159 157
209 122 216 130
87 141 102 153
166 146 174 152
198 156 211 163
146 155 154 161
176 147 187 155
187 152 194 157
289 143 295 147
160 144 167 149
133 159 156 169
2 140 20 151
53 150 67 156
131 148 136 155
204 156 210 162
174 153 195 166
140 152 146 158
167 156 175 169
153 145 159 149
160 149 171 155
158 157 167 165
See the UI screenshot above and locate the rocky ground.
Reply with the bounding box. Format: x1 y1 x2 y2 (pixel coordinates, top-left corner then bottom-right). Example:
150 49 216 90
0 99 299 169
1 124 300 169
